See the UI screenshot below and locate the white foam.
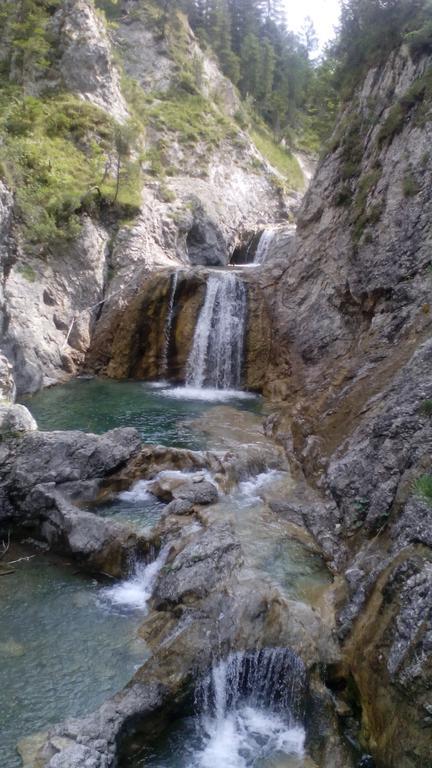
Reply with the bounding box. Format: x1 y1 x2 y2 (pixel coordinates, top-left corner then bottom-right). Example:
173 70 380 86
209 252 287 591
236 470 284 503
145 381 168 389
118 479 154 503
160 386 256 402
196 707 304 768
102 548 168 611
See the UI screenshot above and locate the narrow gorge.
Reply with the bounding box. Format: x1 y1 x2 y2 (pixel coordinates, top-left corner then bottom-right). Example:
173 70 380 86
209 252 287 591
0 2 431 768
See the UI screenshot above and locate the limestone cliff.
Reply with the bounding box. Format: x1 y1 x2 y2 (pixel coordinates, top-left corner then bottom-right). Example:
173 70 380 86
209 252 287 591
0 0 301 394
261 44 432 767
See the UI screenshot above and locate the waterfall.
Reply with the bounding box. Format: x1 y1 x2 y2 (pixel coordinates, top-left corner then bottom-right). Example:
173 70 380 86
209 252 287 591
188 649 307 766
197 648 307 722
186 272 247 390
101 546 168 611
160 270 179 377
254 228 275 264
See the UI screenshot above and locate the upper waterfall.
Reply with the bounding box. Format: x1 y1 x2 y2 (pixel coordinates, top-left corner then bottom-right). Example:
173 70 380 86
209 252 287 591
186 272 247 390
254 228 276 264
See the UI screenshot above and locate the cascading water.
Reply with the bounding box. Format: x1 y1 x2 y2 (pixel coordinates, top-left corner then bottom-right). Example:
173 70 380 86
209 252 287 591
132 648 307 768
186 272 247 390
254 228 275 264
101 546 168 611
160 270 179 378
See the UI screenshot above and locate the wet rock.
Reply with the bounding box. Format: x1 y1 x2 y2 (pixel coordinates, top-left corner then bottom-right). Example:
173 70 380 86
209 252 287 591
36 682 167 768
2 428 141 497
163 498 195 516
358 756 375 768
153 522 240 606
149 473 218 505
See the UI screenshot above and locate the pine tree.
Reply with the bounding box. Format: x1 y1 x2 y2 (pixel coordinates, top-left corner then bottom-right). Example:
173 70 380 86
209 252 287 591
239 32 262 98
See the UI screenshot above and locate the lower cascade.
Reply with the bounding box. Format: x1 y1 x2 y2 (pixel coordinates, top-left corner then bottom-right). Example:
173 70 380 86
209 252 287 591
131 649 307 768
102 547 168 611
186 272 247 390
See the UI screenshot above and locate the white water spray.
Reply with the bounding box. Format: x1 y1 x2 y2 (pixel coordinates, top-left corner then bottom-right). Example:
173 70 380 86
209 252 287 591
186 272 247 390
102 547 168 611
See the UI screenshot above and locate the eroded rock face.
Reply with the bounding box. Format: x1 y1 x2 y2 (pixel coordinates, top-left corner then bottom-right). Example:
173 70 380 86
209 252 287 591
2 218 109 393
262 46 432 767
264 46 432 408
0 1 289 396
49 0 129 122
0 352 15 402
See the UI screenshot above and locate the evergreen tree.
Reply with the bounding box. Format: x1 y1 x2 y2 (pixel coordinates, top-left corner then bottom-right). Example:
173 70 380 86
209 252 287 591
239 32 262 97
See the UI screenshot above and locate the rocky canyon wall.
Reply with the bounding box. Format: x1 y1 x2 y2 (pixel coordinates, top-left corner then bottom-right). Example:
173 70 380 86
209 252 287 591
261 45 432 767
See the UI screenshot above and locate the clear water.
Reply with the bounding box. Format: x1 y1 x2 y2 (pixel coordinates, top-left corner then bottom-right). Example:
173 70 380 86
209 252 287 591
0 553 149 768
14 380 329 768
94 480 166 531
224 471 332 602
21 379 260 450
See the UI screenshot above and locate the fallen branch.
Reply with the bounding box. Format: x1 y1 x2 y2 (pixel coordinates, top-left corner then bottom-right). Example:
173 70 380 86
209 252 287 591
6 555 36 565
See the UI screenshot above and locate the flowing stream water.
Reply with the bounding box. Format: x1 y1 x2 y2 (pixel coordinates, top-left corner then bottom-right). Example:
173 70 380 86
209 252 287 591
12 271 333 768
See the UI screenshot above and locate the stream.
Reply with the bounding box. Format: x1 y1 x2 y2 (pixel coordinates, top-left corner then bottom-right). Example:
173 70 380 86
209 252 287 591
7 271 334 768
0 549 149 768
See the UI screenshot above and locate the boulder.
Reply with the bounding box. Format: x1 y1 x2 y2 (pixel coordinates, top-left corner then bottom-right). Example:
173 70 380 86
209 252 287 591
0 403 37 436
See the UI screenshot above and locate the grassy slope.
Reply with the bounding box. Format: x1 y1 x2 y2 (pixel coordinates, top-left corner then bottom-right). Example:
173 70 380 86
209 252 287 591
0 0 305 252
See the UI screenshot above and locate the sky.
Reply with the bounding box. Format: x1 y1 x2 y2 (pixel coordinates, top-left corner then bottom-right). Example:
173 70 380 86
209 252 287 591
284 0 342 50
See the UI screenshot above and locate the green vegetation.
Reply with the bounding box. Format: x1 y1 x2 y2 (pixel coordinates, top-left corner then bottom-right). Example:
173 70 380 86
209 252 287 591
414 474 432 505
332 0 432 98
0 0 60 79
403 172 421 197
406 19 432 59
146 92 232 146
419 399 432 416
102 0 337 149
251 128 304 190
351 167 383 241
0 87 142 246
378 69 432 147
17 264 37 282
